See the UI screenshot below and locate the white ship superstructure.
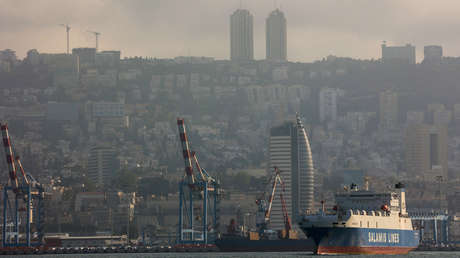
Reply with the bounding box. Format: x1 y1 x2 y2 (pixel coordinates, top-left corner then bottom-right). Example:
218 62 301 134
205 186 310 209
299 183 419 254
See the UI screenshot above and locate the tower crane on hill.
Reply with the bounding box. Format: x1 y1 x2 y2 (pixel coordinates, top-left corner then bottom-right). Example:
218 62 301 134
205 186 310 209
255 167 292 237
0 123 44 249
59 24 71 54
87 30 101 51
176 118 221 245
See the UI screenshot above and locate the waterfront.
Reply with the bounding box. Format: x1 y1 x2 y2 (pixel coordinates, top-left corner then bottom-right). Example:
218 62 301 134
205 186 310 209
10 252 460 258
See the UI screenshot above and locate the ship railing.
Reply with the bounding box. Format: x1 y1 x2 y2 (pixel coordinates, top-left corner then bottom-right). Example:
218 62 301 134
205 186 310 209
349 209 390 217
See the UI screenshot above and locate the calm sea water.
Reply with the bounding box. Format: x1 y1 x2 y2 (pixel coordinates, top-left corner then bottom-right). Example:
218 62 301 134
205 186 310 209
11 252 460 258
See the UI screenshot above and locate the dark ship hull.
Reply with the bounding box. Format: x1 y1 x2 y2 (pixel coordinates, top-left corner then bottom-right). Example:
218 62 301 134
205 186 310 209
215 236 315 252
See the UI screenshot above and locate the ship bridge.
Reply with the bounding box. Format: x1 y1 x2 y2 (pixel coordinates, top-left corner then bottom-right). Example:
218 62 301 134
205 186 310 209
335 191 399 214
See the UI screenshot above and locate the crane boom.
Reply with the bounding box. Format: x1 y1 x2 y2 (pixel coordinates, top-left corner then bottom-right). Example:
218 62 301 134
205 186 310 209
1 124 19 191
278 176 292 231
176 118 221 244
177 118 195 185
15 156 29 185
264 172 279 220
257 166 292 233
0 122 45 248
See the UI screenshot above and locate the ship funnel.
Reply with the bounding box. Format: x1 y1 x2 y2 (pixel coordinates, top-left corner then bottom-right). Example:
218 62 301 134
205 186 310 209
364 176 370 191
395 182 407 215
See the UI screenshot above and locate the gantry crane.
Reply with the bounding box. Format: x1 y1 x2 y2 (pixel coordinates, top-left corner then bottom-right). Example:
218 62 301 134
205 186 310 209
176 118 220 244
255 167 292 236
1 123 44 249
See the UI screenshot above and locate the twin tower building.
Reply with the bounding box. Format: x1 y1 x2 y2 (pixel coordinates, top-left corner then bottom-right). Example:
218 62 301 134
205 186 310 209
230 8 287 61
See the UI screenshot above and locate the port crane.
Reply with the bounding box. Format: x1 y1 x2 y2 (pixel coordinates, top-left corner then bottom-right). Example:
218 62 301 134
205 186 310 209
176 118 220 244
255 167 292 236
1 123 44 248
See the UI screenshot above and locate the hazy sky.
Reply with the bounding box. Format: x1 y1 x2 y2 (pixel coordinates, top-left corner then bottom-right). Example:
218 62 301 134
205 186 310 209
1 0 460 62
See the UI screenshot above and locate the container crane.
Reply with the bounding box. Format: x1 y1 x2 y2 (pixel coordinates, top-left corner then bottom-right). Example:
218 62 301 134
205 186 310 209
176 118 220 245
0 123 44 249
255 167 292 237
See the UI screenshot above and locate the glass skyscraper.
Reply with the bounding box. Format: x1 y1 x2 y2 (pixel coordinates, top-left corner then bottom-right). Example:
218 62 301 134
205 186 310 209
269 115 314 229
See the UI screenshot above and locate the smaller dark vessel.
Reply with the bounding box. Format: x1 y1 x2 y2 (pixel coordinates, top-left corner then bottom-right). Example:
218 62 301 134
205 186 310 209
215 231 315 252
216 167 315 252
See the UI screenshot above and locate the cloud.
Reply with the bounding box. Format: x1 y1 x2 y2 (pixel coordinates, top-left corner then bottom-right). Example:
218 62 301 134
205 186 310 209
1 0 460 61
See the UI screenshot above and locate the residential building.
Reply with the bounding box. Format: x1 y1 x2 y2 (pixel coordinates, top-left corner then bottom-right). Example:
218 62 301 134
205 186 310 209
96 51 121 67
272 66 288 81
405 124 448 180
423 45 443 64
0 49 18 72
454 104 460 126
72 47 96 65
87 145 119 187
92 102 125 118
269 115 314 229
427 103 445 123
379 90 399 128
266 9 287 61
230 9 254 61
406 111 425 125
174 56 214 64
344 112 375 134
0 49 17 62
39 53 78 73
319 88 338 123
433 109 452 125
381 43 416 64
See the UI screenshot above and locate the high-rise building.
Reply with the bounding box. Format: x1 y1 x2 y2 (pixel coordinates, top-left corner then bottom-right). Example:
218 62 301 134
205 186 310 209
230 9 254 61
381 43 416 64
266 9 287 61
454 104 460 124
0 49 18 72
319 88 338 123
87 145 119 188
423 45 443 64
72 47 96 65
406 111 425 125
96 50 121 67
405 124 448 180
379 90 399 128
269 115 314 229
0 49 17 62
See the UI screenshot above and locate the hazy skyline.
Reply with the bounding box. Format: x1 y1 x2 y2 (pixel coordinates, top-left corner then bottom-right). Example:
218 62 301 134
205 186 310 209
2 0 460 62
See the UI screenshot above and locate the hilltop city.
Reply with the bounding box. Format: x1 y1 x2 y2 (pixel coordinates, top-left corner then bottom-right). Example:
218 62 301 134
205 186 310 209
0 7 460 247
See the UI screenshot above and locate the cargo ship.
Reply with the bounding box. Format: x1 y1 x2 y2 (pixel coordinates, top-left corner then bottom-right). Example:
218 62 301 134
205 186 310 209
216 218 314 252
216 166 315 252
215 231 314 252
299 182 419 255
